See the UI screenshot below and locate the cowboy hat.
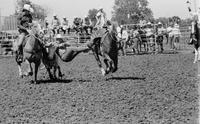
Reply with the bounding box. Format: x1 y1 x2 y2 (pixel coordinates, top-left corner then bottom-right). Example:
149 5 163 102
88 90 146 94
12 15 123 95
158 22 162 25
98 7 103 10
53 14 57 17
147 22 152 25
23 4 32 11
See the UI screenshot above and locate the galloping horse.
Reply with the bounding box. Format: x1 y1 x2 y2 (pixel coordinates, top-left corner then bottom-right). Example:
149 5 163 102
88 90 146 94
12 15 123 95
189 21 200 63
90 24 118 76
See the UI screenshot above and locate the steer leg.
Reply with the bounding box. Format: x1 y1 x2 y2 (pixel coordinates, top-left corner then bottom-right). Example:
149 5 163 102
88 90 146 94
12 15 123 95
57 66 63 79
17 63 23 78
194 49 198 63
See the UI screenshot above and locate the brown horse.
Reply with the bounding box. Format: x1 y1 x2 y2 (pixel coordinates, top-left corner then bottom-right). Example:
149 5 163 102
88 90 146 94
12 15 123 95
90 25 118 76
13 34 45 83
42 43 63 80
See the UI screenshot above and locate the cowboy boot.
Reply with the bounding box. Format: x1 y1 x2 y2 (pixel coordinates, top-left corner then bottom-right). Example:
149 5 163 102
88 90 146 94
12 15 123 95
16 45 23 63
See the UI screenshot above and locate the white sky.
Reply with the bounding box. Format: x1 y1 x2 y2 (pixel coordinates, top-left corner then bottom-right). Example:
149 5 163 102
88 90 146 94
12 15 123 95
0 0 195 23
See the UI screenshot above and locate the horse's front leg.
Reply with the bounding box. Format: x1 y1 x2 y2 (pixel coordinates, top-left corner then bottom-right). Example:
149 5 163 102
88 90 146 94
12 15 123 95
24 60 33 76
17 63 23 78
194 48 198 63
103 54 115 74
93 51 105 76
104 59 110 74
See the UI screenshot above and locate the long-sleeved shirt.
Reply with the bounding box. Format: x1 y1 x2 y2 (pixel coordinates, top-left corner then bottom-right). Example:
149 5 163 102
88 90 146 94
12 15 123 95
52 18 60 28
17 10 33 31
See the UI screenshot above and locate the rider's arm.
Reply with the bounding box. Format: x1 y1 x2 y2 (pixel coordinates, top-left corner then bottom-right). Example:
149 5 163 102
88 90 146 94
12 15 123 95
89 19 92 26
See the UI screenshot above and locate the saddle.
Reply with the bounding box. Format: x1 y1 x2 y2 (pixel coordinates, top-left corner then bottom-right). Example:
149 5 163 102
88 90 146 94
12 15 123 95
23 34 44 54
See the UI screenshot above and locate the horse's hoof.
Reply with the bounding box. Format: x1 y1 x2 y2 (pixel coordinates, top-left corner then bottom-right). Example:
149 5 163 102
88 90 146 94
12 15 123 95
28 72 33 76
31 80 39 84
101 68 106 76
19 74 23 78
59 74 64 79
53 77 58 81
34 81 39 84
112 68 118 73
24 72 33 77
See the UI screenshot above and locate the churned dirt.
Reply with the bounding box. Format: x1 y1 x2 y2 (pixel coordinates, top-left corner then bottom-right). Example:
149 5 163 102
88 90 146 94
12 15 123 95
0 49 198 123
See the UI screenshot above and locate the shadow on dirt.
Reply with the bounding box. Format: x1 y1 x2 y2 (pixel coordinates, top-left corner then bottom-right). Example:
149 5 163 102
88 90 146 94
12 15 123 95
160 50 179 54
123 50 179 56
106 77 145 81
36 79 73 84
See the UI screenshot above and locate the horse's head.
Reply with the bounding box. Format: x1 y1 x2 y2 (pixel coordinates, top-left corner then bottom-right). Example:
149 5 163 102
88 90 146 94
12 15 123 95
108 21 118 36
31 21 43 35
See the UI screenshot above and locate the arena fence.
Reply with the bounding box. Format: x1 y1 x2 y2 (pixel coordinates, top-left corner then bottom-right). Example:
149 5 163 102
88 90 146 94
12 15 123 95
0 15 18 55
122 24 192 52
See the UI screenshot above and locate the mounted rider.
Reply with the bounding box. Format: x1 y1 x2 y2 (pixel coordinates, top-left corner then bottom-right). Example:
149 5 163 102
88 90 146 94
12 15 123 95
95 7 107 29
87 7 110 49
16 4 34 62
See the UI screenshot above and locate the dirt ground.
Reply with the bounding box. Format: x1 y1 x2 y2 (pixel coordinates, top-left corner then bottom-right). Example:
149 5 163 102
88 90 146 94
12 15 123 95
0 49 199 123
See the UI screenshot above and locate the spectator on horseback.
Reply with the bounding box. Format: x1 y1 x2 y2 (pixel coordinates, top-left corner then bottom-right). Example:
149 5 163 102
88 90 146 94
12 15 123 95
61 17 70 35
95 7 107 29
51 14 61 35
83 15 93 35
16 4 34 62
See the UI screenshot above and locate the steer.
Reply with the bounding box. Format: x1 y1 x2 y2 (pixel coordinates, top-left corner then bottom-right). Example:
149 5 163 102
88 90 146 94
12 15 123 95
42 42 63 80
